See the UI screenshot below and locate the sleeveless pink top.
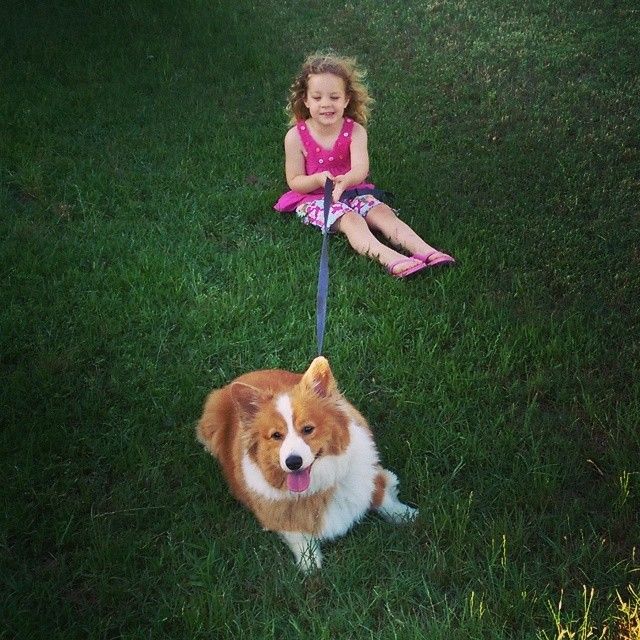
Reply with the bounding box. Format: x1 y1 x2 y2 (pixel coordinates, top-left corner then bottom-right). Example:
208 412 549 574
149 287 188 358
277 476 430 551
274 117 375 212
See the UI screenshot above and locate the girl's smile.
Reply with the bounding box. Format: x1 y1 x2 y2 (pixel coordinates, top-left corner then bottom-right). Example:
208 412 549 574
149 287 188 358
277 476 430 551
304 72 350 130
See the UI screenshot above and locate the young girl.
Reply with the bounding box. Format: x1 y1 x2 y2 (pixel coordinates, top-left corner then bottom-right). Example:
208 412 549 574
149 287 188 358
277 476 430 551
274 52 455 278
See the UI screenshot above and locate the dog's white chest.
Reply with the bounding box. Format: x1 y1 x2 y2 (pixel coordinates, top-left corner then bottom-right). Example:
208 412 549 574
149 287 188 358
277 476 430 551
316 422 379 540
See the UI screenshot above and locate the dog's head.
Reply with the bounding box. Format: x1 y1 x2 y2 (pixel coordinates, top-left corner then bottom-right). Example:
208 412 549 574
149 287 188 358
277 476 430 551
231 357 351 493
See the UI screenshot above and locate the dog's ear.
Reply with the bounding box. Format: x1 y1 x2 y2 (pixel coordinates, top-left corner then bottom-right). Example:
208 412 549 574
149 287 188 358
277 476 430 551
301 356 337 398
230 382 271 424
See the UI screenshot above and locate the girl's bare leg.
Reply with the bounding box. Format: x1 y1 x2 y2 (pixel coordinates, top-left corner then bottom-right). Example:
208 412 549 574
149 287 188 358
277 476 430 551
365 204 445 257
332 211 422 274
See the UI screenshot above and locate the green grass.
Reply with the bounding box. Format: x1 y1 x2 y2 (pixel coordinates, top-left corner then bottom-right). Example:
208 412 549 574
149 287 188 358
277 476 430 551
1 0 639 638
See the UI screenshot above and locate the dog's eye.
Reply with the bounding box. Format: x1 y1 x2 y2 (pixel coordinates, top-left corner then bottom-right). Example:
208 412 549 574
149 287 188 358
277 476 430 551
271 431 283 440
301 425 315 435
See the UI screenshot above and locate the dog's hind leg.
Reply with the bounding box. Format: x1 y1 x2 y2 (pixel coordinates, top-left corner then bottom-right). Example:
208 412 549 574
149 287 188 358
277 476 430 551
374 469 419 524
279 532 322 572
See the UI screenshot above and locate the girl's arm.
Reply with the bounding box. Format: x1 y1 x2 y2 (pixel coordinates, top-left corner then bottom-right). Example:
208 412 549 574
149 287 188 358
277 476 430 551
332 123 369 201
284 127 332 194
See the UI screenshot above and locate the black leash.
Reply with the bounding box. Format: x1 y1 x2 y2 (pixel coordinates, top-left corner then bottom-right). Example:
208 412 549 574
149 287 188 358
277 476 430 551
339 186 392 203
315 179 332 355
315 182 391 355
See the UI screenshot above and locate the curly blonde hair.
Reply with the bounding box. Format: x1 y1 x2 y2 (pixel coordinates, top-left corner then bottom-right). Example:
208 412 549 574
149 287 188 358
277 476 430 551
286 52 374 126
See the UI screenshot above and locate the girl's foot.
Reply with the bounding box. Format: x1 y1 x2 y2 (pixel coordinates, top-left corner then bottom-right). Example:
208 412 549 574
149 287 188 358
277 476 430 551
387 257 428 279
414 251 455 267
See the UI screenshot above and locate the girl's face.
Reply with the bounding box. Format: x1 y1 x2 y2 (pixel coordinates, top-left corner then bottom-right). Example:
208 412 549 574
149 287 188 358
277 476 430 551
304 73 349 128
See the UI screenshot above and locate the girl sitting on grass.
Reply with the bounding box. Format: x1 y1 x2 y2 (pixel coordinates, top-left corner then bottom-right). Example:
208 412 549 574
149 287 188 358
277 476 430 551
274 52 455 278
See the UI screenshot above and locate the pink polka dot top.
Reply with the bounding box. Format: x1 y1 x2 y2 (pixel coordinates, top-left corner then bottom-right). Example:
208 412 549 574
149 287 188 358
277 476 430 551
297 117 354 178
274 117 374 213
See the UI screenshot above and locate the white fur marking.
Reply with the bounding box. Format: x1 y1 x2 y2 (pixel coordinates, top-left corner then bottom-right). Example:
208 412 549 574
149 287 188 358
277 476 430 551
241 453 288 501
317 421 380 540
275 394 314 471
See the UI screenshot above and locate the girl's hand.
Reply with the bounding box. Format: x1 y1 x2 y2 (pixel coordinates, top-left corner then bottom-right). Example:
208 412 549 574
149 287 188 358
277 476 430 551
331 174 348 202
317 171 335 189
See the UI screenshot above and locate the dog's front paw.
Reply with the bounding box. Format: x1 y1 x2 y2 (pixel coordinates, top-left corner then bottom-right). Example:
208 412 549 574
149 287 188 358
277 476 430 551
297 547 323 574
280 532 322 573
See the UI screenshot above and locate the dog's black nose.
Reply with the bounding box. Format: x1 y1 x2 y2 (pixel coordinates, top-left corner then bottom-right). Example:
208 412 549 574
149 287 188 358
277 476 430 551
285 455 303 471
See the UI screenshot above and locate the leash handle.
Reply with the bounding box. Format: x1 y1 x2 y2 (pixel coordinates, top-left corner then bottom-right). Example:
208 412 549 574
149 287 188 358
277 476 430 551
316 178 333 355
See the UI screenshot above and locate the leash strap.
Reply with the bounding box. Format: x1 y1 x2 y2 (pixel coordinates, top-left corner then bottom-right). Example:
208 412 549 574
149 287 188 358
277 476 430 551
339 186 393 203
316 178 333 355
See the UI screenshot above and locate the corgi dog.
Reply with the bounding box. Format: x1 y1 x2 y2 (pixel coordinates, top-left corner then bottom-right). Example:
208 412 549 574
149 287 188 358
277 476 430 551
196 356 417 571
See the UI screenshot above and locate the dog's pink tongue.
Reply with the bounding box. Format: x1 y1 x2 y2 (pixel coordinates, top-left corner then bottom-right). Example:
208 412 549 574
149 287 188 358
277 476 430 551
287 467 311 493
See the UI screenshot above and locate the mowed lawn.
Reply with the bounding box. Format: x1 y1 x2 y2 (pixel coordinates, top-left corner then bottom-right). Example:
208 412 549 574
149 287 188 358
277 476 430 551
1 1 639 638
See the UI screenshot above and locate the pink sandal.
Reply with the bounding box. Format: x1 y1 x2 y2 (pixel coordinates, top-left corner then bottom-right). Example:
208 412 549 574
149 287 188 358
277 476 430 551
387 257 429 279
414 251 455 267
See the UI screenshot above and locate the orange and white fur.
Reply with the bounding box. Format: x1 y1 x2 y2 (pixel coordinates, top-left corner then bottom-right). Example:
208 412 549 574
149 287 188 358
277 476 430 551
196 356 417 571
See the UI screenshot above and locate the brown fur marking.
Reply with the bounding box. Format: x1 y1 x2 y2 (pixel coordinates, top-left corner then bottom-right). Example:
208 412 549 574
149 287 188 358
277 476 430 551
371 471 387 509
